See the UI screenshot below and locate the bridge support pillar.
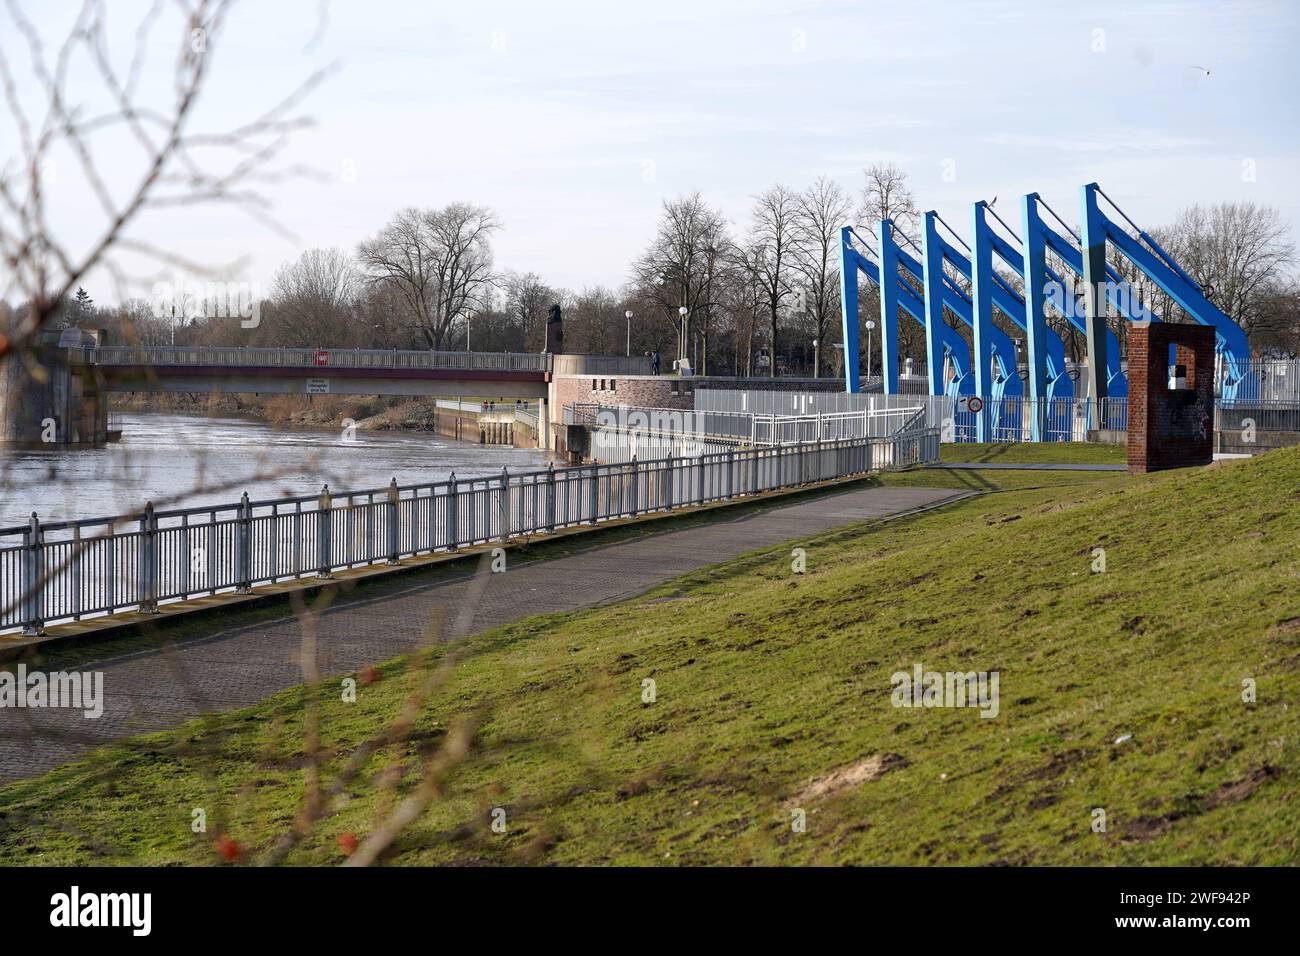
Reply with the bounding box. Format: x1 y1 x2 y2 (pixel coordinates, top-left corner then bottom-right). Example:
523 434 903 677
0 331 110 448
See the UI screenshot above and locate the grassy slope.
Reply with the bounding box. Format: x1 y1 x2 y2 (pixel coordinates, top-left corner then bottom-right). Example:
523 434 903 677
2 448 1297 866
940 441 1127 465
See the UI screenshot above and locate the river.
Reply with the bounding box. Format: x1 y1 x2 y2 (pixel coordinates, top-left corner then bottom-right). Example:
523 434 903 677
0 412 551 528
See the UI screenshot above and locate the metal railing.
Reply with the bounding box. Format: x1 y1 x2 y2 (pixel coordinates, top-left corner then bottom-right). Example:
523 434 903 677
1 435 935 635
80 346 552 373
1221 359 1300 404
551 354 653 376
568 402 924 447
514 405 539 430
567 404 757 442
751 407 924 445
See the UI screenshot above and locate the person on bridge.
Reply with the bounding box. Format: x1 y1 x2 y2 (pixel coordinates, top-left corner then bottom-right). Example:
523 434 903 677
651 350 661 375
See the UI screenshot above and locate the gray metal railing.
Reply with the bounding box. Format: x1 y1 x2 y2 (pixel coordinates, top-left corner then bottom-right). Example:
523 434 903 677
750 407 924 445
1 434 935 636
567 404 756 441
569 402 923 446
514 405 539 430
551 354 653 376
81 346 552 373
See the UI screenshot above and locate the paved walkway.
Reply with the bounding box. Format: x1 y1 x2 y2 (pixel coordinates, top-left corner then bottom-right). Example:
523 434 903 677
0 484 963 785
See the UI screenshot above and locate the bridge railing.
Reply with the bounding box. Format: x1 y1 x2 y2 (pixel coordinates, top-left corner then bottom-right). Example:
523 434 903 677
81 346 552 373
0 433 935 636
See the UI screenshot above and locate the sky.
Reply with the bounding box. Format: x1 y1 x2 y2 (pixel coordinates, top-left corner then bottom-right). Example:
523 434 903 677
6 0 1300 306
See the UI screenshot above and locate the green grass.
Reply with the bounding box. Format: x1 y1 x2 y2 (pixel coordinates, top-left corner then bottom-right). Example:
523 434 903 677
2 448 1297 866
940 441 1127 466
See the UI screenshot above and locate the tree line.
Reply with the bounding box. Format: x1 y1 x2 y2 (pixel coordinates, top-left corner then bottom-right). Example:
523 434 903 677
5 164 1298 374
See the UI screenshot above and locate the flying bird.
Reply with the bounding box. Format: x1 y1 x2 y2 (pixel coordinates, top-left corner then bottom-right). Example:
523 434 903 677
1188 64 1211 76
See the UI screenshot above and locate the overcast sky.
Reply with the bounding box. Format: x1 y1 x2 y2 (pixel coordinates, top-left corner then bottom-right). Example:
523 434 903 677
8 0 1299 305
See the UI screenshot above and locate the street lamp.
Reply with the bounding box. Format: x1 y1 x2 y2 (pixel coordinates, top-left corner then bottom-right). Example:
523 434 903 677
677 305 689 373
865 319 876 381
813 338 819 379
625 310 633 357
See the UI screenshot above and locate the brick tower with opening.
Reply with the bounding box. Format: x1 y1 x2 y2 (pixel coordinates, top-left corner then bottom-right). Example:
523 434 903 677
1126 322 1215 475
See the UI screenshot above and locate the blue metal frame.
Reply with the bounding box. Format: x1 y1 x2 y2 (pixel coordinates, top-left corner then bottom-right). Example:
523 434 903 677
1079 183 1249 401
1021 193 1130 410
840 183 1253 424
839 225 972 396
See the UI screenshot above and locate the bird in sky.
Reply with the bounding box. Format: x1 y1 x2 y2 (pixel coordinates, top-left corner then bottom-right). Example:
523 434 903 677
1188 64 1212 76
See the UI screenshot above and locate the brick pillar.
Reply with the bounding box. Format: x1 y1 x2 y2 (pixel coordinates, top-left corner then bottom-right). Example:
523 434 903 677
1127 322 1215 475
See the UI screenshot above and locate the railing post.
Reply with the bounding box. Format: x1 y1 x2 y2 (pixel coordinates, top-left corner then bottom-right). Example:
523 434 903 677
630 455 640 517
21 513 44 636
235 492 253 593
446 472 459 551
545 463 557 532
665 456 675 511
140 501 161 611
589 462 599 524
386 477 400 564
726 450 735 500
317 484 334 577
500 468 510 543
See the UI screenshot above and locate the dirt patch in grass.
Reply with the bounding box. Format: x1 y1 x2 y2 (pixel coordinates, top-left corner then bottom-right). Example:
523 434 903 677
788 753 908 806
1204 765 1281 810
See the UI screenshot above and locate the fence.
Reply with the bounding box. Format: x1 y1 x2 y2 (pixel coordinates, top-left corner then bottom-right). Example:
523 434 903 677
694 386 887 416
514 404 539 431
1227 360 1300 404
82 346 551 373
566 404 756 442
0 435 936 636
551 354 652 376
568 402 924 447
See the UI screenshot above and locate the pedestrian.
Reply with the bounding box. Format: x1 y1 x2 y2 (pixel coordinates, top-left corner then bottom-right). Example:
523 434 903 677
651 350 661 375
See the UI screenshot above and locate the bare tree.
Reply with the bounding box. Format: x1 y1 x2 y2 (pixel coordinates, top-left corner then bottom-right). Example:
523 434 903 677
0 0 327 357
630 192 729 365
500 270 556 351
268 248 359 346
1162 202 1295 339
357 204 499 350
793 176 851 376
859 162 919 238
743 184 799 376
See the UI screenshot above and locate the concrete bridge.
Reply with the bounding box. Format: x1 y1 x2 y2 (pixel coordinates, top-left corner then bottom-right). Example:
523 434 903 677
0 340 556 447
87 345 552 399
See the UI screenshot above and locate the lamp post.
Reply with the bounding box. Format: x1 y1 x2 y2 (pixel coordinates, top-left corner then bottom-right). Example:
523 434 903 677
813 338 819 379
678 305 689 372
625 309 633 357
865 319 876 381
